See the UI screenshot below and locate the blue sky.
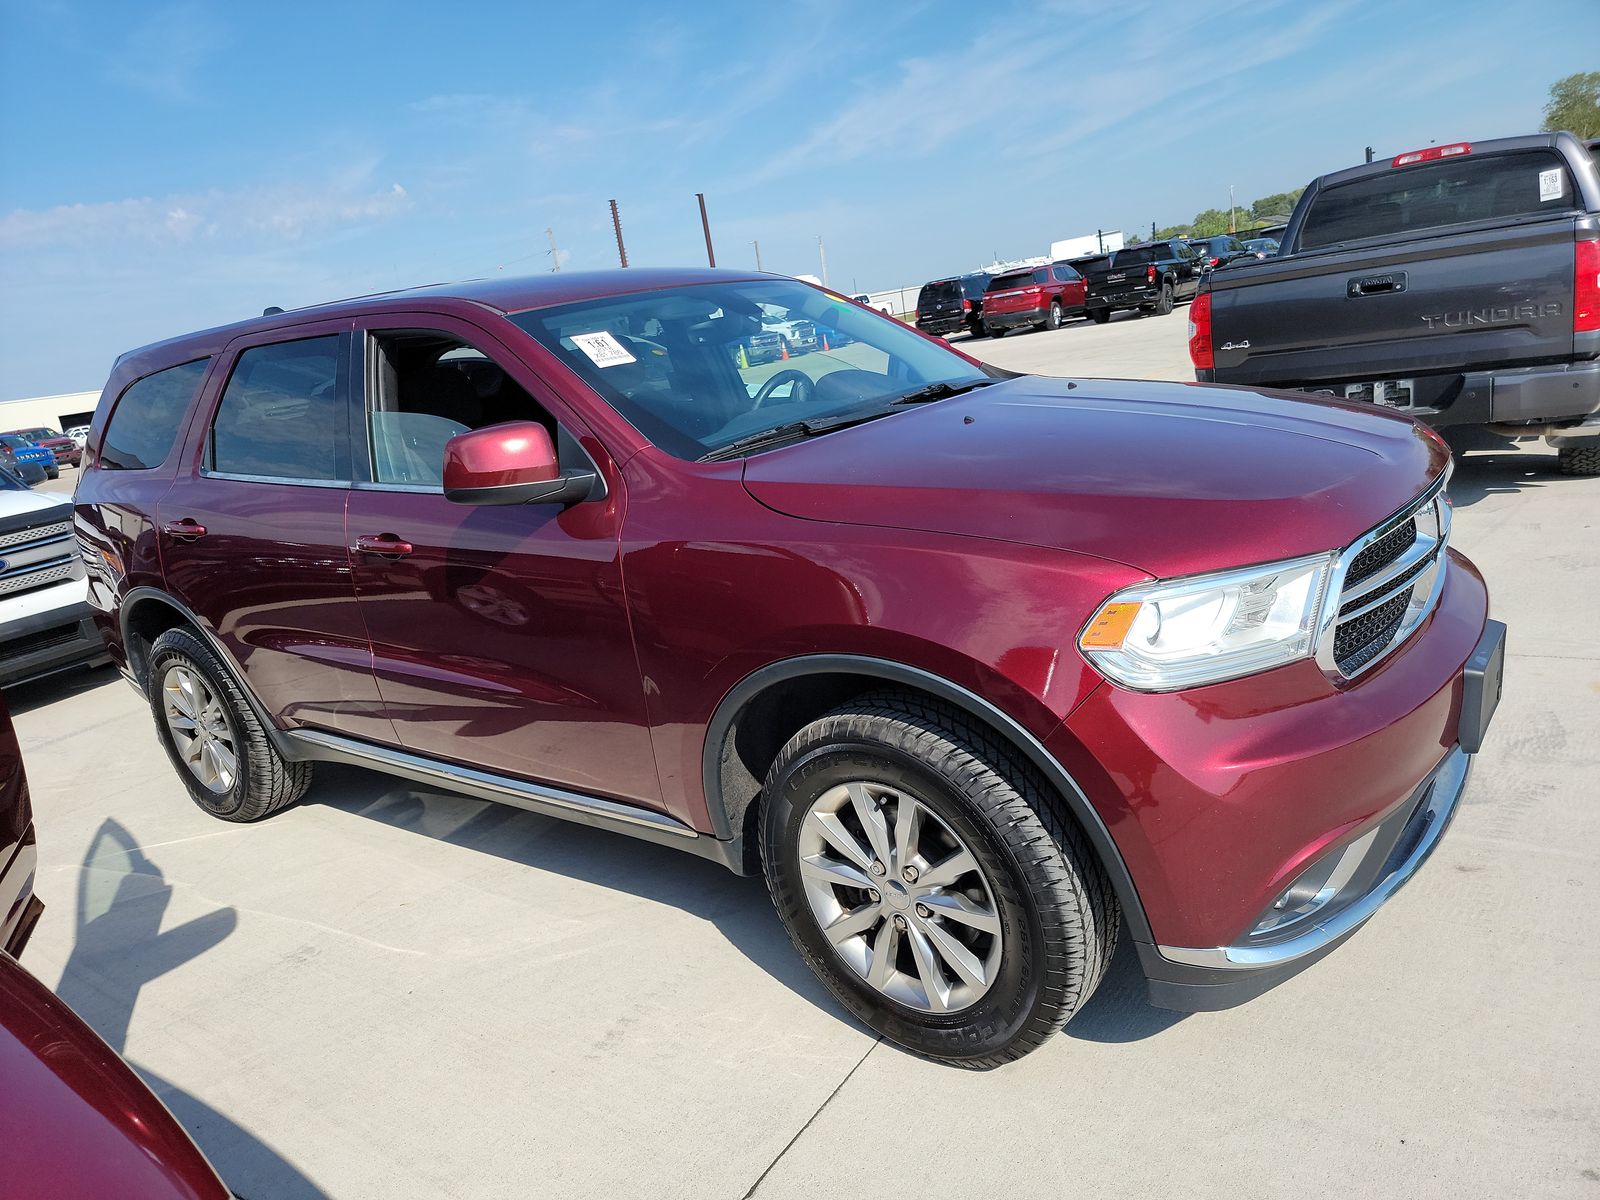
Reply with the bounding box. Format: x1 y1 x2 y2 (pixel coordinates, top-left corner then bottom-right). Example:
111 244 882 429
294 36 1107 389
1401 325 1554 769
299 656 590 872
0 0 1592 399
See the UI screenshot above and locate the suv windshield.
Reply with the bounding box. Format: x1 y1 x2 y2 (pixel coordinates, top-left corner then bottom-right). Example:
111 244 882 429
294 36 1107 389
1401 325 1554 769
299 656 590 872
1299 150 1579 250
513 280 992 460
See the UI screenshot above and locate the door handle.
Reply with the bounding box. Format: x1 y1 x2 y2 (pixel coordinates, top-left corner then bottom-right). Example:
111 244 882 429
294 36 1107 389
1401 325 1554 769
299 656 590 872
1347 272 1407 297
161 518 207 541
354 533 415 559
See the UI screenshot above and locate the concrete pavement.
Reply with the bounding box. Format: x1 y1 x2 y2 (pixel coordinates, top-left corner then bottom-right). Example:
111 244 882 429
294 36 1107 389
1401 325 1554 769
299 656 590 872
8 322 1598 1198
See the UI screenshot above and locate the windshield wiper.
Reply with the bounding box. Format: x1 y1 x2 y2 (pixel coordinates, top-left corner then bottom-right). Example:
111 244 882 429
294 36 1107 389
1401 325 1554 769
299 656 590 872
699 408 902 462
887 378 998 405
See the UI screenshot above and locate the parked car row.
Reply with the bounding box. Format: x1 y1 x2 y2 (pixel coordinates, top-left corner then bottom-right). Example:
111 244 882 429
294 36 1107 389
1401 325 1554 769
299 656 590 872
912 228 1281 338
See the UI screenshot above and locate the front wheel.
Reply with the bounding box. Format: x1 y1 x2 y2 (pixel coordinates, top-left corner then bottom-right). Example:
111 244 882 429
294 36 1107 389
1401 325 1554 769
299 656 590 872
46 467 59 480
762 694 1117 1066
146 627 312 822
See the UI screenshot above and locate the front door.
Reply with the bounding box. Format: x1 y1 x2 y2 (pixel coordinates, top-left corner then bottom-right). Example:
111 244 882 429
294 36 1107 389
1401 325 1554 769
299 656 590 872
343 314 660 810
158 322 393 743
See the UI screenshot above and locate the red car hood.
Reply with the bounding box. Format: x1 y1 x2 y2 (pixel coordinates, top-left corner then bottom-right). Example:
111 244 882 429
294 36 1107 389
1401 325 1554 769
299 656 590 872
741 376 1449 579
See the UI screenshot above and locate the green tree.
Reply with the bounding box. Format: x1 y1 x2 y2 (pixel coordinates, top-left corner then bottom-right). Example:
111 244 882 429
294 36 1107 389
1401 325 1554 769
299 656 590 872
1250 189 1303 220
1542 71 1600 138
1189 208 1232 237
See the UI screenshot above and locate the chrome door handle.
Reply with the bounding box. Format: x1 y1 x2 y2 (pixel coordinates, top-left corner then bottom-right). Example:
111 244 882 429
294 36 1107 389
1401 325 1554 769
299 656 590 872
354 533 415 559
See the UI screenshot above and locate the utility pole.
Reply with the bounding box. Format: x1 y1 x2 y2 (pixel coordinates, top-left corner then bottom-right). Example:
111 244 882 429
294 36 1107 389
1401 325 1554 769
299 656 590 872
752 239 763 271
1365 145 1375 164
696 193 716 267
1228 184 1236 234
545 226 560 273
817 235 829 287
609 199 629 268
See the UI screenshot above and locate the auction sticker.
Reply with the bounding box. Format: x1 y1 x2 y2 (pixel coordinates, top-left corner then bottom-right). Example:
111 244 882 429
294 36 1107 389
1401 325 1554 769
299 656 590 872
570 331 637 367
1538 168 1565 203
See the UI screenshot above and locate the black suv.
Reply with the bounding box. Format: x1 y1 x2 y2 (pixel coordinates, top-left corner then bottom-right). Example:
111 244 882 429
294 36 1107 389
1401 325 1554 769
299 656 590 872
914 273 991 337
1185 234 1257 271
1080 239 1203 323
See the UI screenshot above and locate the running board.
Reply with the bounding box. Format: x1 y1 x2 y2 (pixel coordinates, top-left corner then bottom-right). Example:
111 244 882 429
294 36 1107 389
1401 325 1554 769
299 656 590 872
286 729 742 869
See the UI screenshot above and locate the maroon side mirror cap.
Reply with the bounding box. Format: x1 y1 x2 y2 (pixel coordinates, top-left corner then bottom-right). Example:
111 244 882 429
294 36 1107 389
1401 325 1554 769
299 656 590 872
442 422 599 507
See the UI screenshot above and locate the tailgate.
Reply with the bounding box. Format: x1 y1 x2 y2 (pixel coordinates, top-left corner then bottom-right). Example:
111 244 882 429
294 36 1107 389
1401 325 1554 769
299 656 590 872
1209 218 1579 387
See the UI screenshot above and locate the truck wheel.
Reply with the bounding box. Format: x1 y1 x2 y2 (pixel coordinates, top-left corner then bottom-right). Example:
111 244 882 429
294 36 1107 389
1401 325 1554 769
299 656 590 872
1153 283 1175 316
1045 301 1063 331
1089 308 1111 325
988 325 1005 338
146 627 312 822
762 692 1117 1066
1557 444 1600 476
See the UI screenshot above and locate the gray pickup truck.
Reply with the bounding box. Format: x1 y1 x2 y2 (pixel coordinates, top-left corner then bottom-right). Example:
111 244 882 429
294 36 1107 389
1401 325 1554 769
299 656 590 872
1193 132 1600 473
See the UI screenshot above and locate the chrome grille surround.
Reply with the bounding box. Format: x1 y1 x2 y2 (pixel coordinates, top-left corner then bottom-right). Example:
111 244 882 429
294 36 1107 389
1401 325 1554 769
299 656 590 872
1314 469 1452 680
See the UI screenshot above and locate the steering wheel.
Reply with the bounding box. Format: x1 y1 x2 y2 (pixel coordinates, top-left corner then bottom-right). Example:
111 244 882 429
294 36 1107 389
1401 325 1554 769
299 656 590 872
752 369 817 409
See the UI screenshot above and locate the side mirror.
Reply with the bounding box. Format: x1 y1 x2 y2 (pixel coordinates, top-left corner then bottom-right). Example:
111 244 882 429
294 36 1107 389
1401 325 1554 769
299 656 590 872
442 421 600 507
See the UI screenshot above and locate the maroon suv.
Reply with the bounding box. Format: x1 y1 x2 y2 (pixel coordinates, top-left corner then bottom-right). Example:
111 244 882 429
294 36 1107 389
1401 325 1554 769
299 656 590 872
75 269 1503 1064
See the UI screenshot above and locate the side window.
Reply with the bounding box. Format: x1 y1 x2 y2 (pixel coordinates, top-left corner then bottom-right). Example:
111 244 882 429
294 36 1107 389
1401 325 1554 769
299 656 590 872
365 330 558 487
210 336 343 481
1032 268 1049 284
1052 265 1079 282
100 359 209 470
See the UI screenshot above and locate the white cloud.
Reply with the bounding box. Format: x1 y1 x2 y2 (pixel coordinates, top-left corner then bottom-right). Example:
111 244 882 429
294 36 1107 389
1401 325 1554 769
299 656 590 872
0 174 411 249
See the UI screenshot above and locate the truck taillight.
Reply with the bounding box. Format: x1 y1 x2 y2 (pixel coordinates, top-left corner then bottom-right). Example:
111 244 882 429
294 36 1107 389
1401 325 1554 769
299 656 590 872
1393 142 1471 167
1188 292 1214 370
1208 256 1220 268
1576 240 1600 334
1146 265 1156 284
961 298 972 311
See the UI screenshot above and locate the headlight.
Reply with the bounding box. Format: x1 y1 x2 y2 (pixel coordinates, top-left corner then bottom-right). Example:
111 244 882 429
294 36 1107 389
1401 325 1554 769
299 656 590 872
1079 553 1336 691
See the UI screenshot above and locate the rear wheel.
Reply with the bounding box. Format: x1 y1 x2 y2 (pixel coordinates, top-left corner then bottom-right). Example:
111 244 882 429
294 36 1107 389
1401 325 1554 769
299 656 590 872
146 627 312 822
988 324 1005 338
1153 283 1175 316
1557 444 1600 476
1045 301 1063 331
762 693 1117 1066
46 466 59 480
1089 308 1111 325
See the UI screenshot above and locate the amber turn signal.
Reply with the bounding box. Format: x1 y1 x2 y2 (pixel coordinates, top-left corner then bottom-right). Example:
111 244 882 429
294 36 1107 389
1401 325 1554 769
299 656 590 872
1080 601 1143 649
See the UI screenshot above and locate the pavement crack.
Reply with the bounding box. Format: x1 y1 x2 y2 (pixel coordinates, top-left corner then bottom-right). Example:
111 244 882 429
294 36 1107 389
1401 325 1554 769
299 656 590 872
741 1037 881 1198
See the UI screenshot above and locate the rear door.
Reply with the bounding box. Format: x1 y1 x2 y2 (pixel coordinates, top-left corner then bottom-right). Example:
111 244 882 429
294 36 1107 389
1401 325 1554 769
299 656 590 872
1211 147 1584 386
157 320 393 743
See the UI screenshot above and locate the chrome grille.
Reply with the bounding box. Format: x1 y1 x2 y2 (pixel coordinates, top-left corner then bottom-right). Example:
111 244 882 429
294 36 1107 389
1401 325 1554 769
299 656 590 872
0 558 79 597
1317 475 1451 679
0 520 71 550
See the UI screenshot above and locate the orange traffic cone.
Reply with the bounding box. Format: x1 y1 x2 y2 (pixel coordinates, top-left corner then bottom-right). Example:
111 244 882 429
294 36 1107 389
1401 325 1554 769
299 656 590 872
780 342 789 361
822 334 830 351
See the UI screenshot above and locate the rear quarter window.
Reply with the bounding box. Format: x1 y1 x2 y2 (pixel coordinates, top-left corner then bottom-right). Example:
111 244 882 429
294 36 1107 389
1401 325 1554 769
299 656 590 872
1299 150 1580 250
99 358 209 471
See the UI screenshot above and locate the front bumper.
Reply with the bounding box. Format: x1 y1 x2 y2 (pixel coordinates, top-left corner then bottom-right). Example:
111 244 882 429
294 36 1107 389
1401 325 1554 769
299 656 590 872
0 597 108 687
1058 554 1500 1011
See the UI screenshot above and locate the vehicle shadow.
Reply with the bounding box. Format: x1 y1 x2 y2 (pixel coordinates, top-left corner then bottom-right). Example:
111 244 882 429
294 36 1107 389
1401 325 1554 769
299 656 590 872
3 661 121 716
55 817 330 1199
308 763 1186 1054
1447 444 1583 509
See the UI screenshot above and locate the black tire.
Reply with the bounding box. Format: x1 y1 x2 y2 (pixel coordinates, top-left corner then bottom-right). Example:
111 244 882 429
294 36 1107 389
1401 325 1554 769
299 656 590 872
46 467 59 480
1045 301 1062 331
146 627 312 822
1089 308 1111 325
1557 444 1600 476
1153 283 1175 316
762 692 1117 1067
988 324 1005 338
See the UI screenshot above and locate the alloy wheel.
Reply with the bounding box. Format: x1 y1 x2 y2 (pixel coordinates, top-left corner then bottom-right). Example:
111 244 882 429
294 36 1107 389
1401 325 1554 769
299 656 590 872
161 664 238 794
797 780 1004 1014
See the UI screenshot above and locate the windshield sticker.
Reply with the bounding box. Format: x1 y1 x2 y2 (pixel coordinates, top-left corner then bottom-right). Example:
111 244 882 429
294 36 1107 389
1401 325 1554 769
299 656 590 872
1538 168 1565 203
569 330 637 367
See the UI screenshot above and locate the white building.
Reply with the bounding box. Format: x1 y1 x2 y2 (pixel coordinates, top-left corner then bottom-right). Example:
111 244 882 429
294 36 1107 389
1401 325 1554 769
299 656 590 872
1048 230 1124 261
0 390 101 435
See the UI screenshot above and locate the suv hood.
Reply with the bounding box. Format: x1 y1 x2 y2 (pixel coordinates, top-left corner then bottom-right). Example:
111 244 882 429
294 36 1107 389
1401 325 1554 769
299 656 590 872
0 490 70 522
741 376 1448 579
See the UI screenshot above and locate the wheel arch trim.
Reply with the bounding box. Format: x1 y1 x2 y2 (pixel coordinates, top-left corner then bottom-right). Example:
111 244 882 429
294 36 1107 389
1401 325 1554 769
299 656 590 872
118 586 298 758
700 653 1153 944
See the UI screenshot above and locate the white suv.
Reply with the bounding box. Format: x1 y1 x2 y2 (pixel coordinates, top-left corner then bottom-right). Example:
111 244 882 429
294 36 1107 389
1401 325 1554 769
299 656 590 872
0 472 105 686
